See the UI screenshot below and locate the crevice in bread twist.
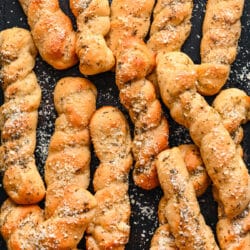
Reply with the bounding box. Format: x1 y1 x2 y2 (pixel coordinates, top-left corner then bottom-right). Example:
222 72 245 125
106 0 155 57
0 77 98 249
44 77 97 219
154 147 219 249
0 27 45 205
198 0 245 95
156 51 250 218
19 0 78 69
115 37 169 190
70 0 115 75
86 106 132 249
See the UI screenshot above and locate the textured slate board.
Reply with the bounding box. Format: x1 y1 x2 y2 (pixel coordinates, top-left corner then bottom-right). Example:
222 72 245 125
0 1 249 249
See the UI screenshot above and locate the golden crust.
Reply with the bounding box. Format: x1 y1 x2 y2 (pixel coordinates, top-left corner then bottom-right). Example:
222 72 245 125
19 0 78 69
70 0 115 75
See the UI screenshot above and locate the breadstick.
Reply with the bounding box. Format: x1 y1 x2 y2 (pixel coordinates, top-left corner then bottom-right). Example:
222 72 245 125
155 147 219 249
0 187 97 249
147 0 193 53
0 27 45 204
116 37 169 190
86 106 132 249
198 0 245 94
44 76 97 218
156 51 250 218
107 0 155 56
70 0 115 75
150 144 210 250
19 0 77 69
212 88 250 145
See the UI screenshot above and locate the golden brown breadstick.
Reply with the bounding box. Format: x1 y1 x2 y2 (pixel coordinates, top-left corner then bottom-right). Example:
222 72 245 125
147 0 193 53
70 0 115 75
0 27 45 204
107 0 155 56
86 106 132 249
150 144 210 249
44 77 97 218
212 88 250 144
116 37 169 190
156 51 250 218
198 0 245 94
19 0 77 69
155 147 219 249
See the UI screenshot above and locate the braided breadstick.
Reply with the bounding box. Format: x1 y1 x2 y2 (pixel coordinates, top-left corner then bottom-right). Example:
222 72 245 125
116 37 169 190
213 88 250 145
198 0 245 95
147 0 193 53
86 106 132 249
0 27 45 204
155 147 219 249
44 76 97 218
150 144 210 250
107 0 155 56
70 0 115 75
19 0 77 69
156 51 250 218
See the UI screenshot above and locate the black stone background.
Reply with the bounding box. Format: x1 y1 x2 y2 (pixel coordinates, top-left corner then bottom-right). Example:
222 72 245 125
0 1 249 249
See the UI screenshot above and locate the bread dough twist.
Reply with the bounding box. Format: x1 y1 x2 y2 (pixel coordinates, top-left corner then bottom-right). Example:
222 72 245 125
0 27 45 204
155 147 219 249
70 0 115 75
19 0 77 69
156 51 250 218
86 106 132 249
116 37 169 190
44 77 97 218
198 0 245 95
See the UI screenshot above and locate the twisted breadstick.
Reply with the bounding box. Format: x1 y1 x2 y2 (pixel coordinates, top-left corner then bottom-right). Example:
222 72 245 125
19 0 77 69
116 37 169 190
213 88 250 144
107 0 155 56
0 27 45 204
156 51 250 218
44 77 97 218
70 0 115 75
155 147 219 249
198 0 245 94
86 106 132 249
147 0 193 53
150 144 210 250
0 77 98 249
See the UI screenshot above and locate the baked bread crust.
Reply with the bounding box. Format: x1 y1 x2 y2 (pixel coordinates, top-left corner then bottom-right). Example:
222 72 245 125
19 0 78 69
